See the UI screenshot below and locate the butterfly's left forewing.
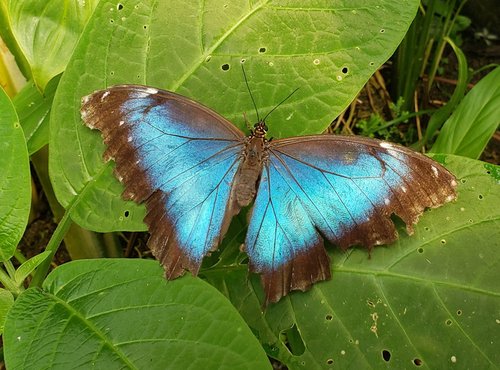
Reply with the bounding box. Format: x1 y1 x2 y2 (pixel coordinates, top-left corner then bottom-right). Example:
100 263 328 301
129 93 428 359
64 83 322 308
246 135 457 303
81 85 245 277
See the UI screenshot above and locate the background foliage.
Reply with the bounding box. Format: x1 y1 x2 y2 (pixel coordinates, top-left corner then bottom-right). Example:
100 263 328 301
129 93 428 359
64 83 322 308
0 0 498 369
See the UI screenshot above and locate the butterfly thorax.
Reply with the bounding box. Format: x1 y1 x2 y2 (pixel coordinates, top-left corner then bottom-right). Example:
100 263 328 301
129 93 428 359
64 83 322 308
233 122 269 207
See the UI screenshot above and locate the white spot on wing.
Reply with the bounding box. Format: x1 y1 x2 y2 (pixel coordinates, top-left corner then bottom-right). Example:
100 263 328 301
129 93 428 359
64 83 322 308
431 165 439 177
82 95 91 104
401 186 407 193
101 91 110 101
384 198 390 205
119 120 124 126
145 87 158 94
446 194 455 202
127 136 133 142
380 142 393 149
451 179 457 187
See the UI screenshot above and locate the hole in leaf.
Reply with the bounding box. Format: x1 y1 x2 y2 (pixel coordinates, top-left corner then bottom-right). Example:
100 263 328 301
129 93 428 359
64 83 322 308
460 178 467 183
259 47 267 53
281 324 305 356
110 19 115 24
143 25 147 29
240 58 246 64
417 247 424 253
382 349 391 362
124 210 130 218
205 55 212 62
440 239 446 244
445 319 452 326
325 314 333 321
117 3 124 10
326 359 334 365
478 194 483 200
456 309 462 316
380 28 385 33
221 63 230 71
413 358 423 366
341 66 348 74
110 71 115 76
369 61 375 66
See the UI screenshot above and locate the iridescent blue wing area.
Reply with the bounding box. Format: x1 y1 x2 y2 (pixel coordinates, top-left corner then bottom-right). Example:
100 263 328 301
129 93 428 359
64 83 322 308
245 135 457 303
81 85 245 277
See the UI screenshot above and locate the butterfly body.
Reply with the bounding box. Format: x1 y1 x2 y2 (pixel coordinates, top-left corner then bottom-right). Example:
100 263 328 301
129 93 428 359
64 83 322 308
81 84 457 304
234 123 268 207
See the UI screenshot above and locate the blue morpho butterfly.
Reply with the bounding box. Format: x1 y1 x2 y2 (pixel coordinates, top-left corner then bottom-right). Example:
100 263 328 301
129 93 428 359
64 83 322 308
81 78 457 305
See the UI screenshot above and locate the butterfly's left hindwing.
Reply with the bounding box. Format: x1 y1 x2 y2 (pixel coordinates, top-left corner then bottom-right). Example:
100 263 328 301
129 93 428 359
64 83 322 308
246 135 457 303
81 85 245 277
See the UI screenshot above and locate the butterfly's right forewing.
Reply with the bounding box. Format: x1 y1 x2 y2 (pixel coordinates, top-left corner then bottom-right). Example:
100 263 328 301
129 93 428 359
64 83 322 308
81 85 246 277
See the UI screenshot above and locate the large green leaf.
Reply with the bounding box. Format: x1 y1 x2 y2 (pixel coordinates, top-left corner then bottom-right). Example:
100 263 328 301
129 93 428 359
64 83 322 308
50 0 419 232
431 66 500 159
0 86 30 261
8 0 99 91
4 259 271 370
203 155 500 369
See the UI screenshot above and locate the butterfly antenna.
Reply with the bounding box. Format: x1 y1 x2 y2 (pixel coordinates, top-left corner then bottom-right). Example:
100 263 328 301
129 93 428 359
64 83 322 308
241 64 261 122
262 87 300 122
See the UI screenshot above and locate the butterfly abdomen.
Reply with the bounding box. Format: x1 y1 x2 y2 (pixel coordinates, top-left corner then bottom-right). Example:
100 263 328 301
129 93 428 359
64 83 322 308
233 135 268 207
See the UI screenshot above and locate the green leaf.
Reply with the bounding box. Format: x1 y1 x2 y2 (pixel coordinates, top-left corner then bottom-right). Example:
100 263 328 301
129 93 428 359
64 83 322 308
14 251 51 287
0 86 30 261
431 66 500 159
50 0 419 232
0 288 14 334
4 259 271 370
13 75 61 155
8 0 99 91
203 155 500 369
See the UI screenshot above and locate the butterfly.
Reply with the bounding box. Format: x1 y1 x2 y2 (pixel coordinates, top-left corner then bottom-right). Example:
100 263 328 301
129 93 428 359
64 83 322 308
81 84 457 305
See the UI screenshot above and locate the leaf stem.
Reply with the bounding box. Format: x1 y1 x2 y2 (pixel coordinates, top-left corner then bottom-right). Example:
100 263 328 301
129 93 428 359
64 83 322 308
3 260 16 278
0 267 20 294
29 210 73 287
